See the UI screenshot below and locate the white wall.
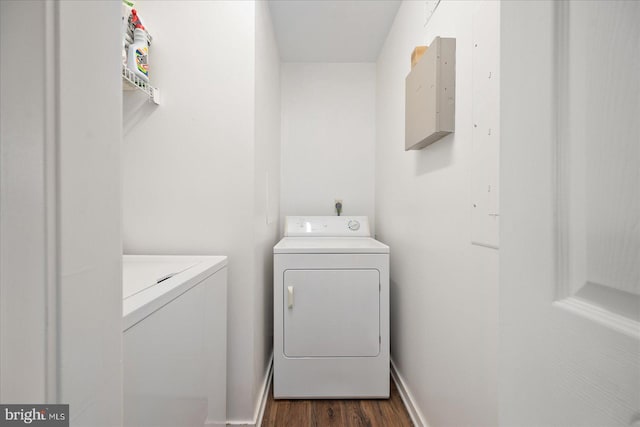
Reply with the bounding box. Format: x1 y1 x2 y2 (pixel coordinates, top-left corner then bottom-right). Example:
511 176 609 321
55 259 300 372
375 1 499 426
252 0 281 420
1 0 52 402
280 63 376 228
122 1 279 423
58 2 123 424
1 1 123 424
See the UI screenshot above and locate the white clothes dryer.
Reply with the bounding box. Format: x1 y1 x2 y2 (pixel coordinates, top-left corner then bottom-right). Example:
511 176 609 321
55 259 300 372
273 216 390 399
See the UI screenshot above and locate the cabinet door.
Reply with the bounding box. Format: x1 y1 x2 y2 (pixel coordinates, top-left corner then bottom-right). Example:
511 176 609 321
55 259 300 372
283 269 380 357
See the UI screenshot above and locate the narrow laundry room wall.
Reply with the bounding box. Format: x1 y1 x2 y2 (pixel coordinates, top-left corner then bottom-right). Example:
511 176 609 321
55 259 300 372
252 0 281 420
280 63 376 230
375 1 499 425
122 1 280 423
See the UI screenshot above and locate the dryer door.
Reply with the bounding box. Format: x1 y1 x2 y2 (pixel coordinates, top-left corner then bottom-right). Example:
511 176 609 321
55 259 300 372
283 269 380 357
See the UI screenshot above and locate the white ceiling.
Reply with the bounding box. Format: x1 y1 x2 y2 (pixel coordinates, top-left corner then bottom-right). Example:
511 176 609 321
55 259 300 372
268 0 402 62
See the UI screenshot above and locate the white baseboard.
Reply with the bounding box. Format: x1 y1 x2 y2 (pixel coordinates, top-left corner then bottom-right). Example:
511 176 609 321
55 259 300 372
253 353 273 427
226 352 273 427
390 358 429 427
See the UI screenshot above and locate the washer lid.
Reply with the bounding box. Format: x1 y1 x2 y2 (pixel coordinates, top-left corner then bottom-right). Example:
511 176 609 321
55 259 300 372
284 216 371 237
122 256 200 299
274 237 389 254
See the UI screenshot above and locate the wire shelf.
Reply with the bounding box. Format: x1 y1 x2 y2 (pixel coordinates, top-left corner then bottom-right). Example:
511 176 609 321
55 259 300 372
122 65 160 104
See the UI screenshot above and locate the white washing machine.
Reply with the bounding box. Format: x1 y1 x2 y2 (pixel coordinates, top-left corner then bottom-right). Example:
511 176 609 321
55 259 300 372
273 216 390 399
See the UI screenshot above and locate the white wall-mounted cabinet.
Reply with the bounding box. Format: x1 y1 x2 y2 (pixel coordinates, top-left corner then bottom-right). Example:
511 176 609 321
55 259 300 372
405 36 456 150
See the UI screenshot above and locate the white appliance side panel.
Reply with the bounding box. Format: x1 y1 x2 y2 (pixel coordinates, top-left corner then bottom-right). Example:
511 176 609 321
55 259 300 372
124 280 206 427
204 269 227 427
284 269 380 357
124 269 227 427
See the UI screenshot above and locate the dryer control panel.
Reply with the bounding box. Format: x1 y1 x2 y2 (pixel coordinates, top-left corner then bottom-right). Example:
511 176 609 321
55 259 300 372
284 216 371 237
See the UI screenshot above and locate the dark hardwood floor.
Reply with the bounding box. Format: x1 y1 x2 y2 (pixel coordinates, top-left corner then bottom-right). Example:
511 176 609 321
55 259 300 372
261 378 413 427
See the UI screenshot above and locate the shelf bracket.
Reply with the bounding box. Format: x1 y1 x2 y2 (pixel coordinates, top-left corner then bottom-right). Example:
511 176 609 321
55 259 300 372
122 65 160 105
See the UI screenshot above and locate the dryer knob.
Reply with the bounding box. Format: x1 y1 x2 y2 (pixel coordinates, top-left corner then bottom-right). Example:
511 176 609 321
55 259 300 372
348 220 360 231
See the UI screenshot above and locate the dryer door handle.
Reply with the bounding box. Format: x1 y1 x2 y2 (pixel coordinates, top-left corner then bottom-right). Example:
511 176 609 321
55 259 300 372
287 286 294 308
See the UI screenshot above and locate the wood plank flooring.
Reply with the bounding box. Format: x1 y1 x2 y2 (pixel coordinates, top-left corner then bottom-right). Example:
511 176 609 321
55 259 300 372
261 378 413 427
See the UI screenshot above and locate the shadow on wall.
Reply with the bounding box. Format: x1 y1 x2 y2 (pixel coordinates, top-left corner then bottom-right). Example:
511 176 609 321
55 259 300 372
389 277 403 357
123 92 158 137
414 133 454 176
